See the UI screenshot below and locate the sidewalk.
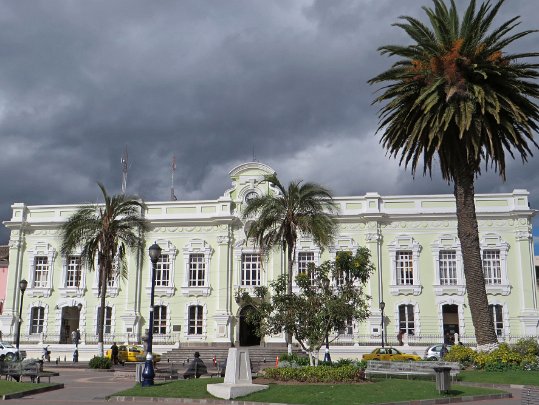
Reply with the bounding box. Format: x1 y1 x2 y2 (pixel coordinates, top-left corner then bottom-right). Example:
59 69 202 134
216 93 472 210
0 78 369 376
1 365 528 405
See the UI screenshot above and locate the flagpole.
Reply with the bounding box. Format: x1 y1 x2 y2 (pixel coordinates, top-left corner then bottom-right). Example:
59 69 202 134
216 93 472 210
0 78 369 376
170 155 177 201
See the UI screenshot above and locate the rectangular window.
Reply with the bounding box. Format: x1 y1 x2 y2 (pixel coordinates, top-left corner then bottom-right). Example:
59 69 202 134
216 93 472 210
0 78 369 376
189 254 205 287
97 307 112 334
155 254 170 287
439 251 457 285
188 305 203 335
66 256 82 288
153 305 167 334
241 254 261 286
489 304 504 336
398 304 415 335
298 252 315 285
30 307 45 334
483 250 502 284
396 251 413 285
33 256 49 288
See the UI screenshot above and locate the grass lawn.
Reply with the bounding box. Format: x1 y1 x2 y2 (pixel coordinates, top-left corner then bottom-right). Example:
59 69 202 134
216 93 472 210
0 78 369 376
459 370 539 386
0 380 53 396
114 378 503 405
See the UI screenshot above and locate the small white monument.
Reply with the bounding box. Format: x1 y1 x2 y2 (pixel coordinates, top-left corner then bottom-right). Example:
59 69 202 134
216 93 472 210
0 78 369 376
207 348 269 400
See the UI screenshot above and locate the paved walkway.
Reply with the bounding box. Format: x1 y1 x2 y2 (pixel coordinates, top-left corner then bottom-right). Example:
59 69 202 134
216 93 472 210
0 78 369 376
2 365 527 405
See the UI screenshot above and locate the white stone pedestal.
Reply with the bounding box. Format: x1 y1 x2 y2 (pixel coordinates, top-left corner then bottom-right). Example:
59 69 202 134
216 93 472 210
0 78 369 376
207 348 269 400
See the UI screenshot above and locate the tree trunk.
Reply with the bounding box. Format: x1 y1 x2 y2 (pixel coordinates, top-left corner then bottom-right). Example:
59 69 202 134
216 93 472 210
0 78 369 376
454 167 498 347
286 242 294 354
97 261 108 357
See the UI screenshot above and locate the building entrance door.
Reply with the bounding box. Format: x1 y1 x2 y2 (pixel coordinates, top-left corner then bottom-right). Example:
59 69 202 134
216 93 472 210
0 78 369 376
239 305 261 347
442 304 459 344
60 306 81 344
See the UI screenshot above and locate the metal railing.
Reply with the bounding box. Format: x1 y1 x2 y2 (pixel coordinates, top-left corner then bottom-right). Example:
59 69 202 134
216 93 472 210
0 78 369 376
11 332 181 346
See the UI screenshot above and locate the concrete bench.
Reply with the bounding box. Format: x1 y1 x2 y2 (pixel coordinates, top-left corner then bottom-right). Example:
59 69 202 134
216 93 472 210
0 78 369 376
1 361 59 383
365 360 461 381
522 385 539 405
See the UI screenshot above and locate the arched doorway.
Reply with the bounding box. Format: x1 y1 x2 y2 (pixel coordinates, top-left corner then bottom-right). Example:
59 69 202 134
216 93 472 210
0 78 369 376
442 304 459 344
239 305 261 347
60 306 81 344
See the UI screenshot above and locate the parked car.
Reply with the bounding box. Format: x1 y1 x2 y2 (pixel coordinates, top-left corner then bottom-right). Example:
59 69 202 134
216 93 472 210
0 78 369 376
424 344 452 360
104 345 161 363
362 347 422 361
0 342 26 361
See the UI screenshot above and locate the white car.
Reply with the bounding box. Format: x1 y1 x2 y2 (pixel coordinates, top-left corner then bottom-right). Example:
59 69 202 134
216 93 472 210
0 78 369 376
0 342 26 361
424 344 452 360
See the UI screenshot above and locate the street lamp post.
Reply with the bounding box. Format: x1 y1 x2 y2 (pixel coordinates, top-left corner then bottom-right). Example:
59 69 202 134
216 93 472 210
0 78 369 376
16 279 28 360
141 243 161 387
379 301 385 348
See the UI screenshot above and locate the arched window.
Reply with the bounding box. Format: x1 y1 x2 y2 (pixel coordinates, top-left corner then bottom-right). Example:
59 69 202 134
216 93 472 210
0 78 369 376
188 305 204 335
30 306 45 334
153 305 167 334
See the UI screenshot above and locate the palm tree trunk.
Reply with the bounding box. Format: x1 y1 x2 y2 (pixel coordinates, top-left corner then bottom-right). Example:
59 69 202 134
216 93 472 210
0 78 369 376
454 167 498 347
97 262 108 357
286 241 294 354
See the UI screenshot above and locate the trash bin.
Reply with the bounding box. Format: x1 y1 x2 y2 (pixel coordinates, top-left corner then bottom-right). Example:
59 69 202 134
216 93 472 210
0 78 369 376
433 366 451 393
135 363 145 383
73 349 79 363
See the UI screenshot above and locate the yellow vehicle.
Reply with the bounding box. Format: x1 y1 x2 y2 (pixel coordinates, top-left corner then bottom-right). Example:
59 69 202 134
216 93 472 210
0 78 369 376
104 345 161 363
362 347 422 361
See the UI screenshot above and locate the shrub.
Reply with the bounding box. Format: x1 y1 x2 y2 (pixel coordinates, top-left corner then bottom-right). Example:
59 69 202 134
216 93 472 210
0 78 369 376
512 338 539 357
278 353 309 367
89 356 112 369
264 364 365 383
444 345 475 367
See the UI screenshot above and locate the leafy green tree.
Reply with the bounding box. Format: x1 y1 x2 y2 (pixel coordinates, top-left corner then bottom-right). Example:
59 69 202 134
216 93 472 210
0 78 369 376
242 174 338 350
241 248 374 365
369 0 539 346
60 183 148 356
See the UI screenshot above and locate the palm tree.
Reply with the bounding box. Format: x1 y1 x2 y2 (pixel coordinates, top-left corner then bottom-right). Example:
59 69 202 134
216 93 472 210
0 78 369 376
60 183 149 356
369 0 539 347
242 174 338 350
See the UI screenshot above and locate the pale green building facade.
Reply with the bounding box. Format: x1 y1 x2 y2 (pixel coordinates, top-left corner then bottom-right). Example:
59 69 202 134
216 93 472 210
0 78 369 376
1 162 538 348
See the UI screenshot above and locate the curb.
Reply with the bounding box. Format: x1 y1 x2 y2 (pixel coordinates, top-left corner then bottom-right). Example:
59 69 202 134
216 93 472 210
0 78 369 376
109 392 512 405
110 397 294 404
2 383 64 400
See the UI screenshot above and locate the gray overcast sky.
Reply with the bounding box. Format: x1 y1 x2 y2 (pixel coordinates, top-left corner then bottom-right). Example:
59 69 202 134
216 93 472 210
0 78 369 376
0 0 538 247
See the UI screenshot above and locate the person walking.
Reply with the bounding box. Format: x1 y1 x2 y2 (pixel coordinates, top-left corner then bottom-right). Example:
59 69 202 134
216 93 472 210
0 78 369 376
111 342 119 365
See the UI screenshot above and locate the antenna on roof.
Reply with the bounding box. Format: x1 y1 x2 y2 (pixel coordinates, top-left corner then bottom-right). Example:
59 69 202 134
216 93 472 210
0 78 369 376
252 146 257 162
121 145 129 194
170 155 178 201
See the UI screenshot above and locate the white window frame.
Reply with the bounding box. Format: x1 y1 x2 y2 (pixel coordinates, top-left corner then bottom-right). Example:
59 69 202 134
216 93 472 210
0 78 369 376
59 253 87 298
92 255 120 297
388 236 422 296
233 239 266 296
394 301 421 336
148 239 177 297
397 304 416 335
30 306 45 334
95 305 114 335
480 233 510 295
181 239 211 297
188 253 206 287
241 253 261 287
184 301 207 341
297 251 316 285
488 301 510 338
329 237 359 287
153 304 168 335
431 235 465 296
293 238 321 290
27 242 56 298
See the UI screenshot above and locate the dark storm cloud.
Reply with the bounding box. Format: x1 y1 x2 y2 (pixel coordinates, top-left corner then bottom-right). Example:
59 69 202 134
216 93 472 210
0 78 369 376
0 0 538 245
